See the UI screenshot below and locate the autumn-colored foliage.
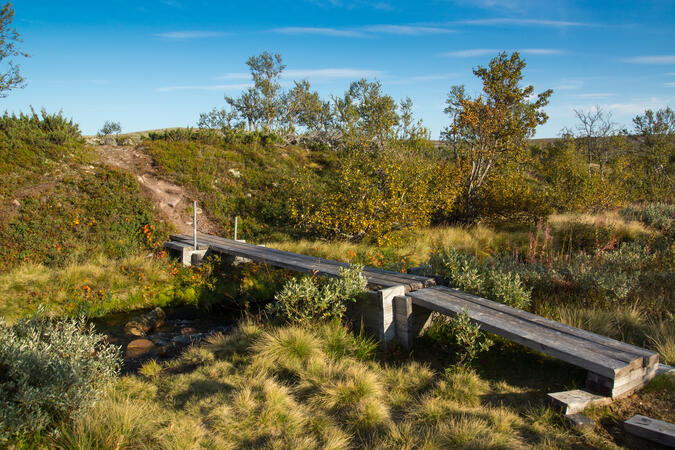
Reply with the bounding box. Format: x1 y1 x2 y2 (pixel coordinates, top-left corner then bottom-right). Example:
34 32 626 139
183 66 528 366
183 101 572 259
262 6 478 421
291 145 437 244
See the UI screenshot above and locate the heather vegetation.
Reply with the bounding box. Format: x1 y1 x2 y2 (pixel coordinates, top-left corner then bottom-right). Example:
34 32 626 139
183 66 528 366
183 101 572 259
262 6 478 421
1 44 673 447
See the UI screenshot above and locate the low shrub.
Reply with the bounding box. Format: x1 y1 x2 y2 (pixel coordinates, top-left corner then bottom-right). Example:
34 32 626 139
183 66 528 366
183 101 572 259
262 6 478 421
292 146 437 245
0 309 121 443
0 168 168 270
503 240 673 312
267 265 367 324
425 311 494 366
0 109 89 199
620 203 673 235
429 248 531 309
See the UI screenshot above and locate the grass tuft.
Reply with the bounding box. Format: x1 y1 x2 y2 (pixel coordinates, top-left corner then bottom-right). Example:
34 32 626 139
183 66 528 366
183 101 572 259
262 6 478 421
253 326 322 374
138 359 163 379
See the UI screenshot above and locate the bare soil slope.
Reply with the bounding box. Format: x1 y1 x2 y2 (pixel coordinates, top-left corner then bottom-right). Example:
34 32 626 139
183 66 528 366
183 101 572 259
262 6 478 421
99 145 220 235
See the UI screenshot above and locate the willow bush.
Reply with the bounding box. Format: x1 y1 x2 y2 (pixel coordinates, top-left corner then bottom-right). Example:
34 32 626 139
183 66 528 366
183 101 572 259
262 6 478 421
0 309 121 443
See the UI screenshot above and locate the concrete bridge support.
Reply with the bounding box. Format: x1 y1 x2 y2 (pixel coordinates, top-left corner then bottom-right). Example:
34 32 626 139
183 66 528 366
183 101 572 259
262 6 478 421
393 295 433 349
347 287 433 348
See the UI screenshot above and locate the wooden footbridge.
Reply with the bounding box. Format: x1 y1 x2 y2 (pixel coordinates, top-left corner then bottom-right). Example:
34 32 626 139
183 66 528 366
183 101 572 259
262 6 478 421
166 233 659 400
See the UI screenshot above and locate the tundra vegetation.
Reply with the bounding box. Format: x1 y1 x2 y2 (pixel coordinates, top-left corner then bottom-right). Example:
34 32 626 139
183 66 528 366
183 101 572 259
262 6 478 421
0 48 673 447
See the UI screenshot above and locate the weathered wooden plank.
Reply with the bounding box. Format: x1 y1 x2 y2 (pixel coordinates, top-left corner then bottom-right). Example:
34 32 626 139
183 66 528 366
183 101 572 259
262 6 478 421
547 389 612 415
436 288 646 370
167 233 659 392
408 287 628 379
173 233 435 285
587 364 659 398
442 287 658 367
413 287 641 377
201 240 408 290
171 234 426 291
624 415 675 447
439 287 658 369
164 241 192 251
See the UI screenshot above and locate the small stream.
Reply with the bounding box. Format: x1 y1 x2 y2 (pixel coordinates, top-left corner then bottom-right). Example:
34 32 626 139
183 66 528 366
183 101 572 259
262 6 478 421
91 306 238 373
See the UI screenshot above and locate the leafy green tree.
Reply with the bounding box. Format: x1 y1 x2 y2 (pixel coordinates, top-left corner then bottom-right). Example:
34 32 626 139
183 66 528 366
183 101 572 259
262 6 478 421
397 97 429 141
197 107 241 130
226 88 261 131
283 80 332 134
441 85 468 157
631 107 675 200
0 2 27 98
98 120 121 136
445 52 552 216
332 78 399 149
250 51 285 130
223 52 285 131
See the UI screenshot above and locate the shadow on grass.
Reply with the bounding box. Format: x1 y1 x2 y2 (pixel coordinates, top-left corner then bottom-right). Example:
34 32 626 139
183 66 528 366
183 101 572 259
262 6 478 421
173 379 233 409
381 333 588 409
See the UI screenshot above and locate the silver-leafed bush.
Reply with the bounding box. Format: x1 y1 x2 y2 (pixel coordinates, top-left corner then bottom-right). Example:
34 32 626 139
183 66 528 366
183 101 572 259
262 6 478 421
0 308 121 443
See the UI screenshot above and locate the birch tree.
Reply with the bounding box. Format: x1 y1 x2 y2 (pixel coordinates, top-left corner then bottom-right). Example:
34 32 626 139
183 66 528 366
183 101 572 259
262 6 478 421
0 2 27 97
446 52 552 215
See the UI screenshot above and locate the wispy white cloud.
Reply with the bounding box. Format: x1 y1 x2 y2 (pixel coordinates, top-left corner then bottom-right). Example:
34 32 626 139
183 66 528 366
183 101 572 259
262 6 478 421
271 27 366 37
573 93 616 99
410 73 459 81
305 0 393 10
578 96 675 116
284 68 384 78
386 73 459 85
216 68 384 80
154 31 229 39
360 25 454 35
623 55 675 64
521 48 563 55
666 72 675 76
554 79 583 90
444 48 498 57
444 48 561 57
455 18 591 27
271 24 454 37
156 83 251 92
666 82 675 87
159 0 182 7
452 0 536 13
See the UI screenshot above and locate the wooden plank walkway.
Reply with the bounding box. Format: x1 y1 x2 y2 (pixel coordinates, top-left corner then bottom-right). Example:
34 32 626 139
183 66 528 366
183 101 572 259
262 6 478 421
169 233 436 293
166 233 659 398
407 286 659 397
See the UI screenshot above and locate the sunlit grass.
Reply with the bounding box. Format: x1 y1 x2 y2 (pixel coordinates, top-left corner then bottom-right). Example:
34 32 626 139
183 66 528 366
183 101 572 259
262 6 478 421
268 210 655 270
268 224 518 269
0 254 175 321
54 321 609 448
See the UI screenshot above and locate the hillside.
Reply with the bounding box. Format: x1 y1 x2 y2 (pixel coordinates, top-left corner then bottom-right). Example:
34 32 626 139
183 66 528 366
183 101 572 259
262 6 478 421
2 116 674 448
0 112 212 320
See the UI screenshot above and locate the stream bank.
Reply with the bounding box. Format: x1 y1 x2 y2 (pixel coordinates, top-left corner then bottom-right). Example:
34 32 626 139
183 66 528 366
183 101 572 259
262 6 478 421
92 306 237 373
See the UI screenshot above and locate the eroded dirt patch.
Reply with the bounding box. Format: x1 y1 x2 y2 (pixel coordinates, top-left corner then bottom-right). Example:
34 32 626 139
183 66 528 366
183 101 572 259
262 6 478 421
99 145 220 235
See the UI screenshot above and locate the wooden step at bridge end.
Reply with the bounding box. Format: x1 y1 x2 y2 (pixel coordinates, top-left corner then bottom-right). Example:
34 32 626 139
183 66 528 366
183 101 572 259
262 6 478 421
547 389 612 415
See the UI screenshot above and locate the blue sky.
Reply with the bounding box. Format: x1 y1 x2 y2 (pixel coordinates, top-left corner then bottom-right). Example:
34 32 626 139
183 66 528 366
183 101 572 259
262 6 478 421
4 0 675 137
